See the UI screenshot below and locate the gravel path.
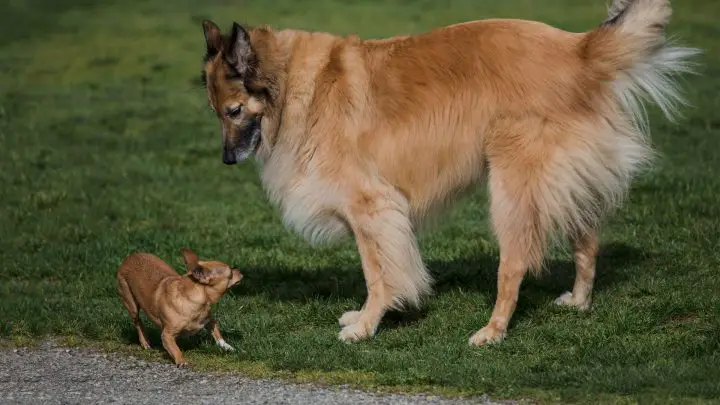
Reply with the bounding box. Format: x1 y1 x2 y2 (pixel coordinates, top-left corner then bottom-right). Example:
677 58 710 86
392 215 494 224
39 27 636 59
0 341 517 405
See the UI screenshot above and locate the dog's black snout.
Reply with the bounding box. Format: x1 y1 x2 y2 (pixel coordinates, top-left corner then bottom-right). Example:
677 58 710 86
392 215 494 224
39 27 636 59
223 148 237 165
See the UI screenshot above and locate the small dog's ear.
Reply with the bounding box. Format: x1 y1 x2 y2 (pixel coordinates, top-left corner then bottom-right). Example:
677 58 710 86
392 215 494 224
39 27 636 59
180 247 200 273
190 266 212 284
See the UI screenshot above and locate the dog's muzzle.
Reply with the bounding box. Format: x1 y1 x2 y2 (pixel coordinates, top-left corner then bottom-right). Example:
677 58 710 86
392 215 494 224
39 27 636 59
222 118 261 165
223 148 237 165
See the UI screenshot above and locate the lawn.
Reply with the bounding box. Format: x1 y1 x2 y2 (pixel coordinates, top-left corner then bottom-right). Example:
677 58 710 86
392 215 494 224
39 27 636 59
1 0 719 403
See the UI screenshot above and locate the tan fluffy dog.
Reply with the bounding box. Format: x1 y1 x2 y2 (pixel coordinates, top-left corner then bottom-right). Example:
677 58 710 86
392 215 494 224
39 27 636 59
116 248 243 366
199 0 699 345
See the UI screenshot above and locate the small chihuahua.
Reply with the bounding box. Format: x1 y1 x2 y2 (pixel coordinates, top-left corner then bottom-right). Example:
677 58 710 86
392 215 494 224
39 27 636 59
116 247 243 366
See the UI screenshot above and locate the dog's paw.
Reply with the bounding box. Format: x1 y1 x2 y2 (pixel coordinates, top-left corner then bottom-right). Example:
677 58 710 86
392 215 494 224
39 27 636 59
216 339 236 352
175 361 190 368
468 325 507 346
554 291 591 311
338 322 373 343
338 310 362 327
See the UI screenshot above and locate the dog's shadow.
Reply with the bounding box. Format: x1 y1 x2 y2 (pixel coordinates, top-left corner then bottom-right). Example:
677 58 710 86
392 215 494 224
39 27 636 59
230 241 653 332
119 325 246 358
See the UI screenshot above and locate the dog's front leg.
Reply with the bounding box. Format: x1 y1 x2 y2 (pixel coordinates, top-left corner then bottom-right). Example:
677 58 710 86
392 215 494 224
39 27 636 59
338 190 432 343
205 317 235 351
161 329 187 367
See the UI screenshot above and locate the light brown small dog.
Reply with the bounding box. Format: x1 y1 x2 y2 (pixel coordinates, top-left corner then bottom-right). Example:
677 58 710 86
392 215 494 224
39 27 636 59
116 248 243 366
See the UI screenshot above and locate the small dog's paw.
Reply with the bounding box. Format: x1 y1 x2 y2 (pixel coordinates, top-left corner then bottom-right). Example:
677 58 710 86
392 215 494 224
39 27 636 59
338 310 362 327
217 339 236 352
338 322 372 343
175 361 190 368
554 291 590 311
468 326 506 346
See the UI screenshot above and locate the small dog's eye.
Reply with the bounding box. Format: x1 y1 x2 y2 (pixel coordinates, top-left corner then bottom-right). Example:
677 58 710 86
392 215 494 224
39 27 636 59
226 105 243 118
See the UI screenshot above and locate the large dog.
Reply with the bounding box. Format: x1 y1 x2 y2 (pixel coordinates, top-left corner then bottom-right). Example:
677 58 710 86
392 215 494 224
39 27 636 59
199 0 698 345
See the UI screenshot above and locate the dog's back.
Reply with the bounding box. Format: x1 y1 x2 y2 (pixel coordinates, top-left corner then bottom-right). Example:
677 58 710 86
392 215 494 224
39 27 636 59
116 253 179 323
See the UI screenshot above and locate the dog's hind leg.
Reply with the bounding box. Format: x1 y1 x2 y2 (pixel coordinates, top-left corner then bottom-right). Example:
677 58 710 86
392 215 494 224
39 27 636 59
337 188 432 343
116 276 152 349
468 241 531 345
134 319 152 349
469 116 622 345
555 229 600 311
468 159 548 346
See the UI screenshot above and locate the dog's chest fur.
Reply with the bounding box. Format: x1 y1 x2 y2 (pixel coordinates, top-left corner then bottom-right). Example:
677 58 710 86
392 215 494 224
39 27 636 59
186 312 211 332
256 34 359 246
258 149 351 246
177 303 213 334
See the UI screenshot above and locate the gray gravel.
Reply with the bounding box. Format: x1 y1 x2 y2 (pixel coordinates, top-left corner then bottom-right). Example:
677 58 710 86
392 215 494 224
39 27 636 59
0 340 518 405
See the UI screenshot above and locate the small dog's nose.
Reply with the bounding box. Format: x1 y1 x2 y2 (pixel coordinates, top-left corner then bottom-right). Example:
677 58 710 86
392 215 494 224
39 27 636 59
223 149 237 165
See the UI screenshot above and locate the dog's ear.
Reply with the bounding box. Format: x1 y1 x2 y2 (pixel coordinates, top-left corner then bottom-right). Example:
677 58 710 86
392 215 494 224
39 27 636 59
225 22 254 75
202 20 223 61
180 247 200 273
190 266 213 284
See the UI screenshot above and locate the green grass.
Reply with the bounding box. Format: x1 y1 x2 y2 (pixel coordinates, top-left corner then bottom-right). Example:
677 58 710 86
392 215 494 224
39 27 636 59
1 0 719 403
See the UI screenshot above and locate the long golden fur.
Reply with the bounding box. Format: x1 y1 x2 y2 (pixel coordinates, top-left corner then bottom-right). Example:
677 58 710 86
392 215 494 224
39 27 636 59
200 0 699 345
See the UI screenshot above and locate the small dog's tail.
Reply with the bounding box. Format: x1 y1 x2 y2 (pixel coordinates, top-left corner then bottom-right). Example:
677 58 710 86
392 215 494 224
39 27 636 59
581 0 700 133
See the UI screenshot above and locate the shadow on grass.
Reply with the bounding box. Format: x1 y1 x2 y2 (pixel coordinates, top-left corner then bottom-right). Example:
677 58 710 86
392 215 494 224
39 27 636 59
117 242 652 348
228 241 653 331
119 323 243 361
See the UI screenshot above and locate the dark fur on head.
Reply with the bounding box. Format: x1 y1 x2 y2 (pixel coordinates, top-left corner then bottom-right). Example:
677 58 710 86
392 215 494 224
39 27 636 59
181 247 209 284
201 20 279 104
200 20 285 164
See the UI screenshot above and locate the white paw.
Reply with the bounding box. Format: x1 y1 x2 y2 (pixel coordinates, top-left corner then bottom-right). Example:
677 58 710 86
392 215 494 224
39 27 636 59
338 310 362 327
216 339 236 352
468 326 507 346
554 291 590 311
338 322 373 343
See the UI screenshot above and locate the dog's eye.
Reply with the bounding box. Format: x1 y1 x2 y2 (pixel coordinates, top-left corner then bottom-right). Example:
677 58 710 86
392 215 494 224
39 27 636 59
226 105 243 118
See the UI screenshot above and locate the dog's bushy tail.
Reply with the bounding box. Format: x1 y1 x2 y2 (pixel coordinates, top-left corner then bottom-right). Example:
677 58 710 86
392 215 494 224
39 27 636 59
582 0 701 133
500 0 700 274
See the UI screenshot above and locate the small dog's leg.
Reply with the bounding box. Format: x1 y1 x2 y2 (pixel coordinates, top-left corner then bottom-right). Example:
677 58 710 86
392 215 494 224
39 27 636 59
555 230 599 311
117 277 151 349
161 329 187 367
338 190 431 343
134 317 152 349
205 318 235 351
